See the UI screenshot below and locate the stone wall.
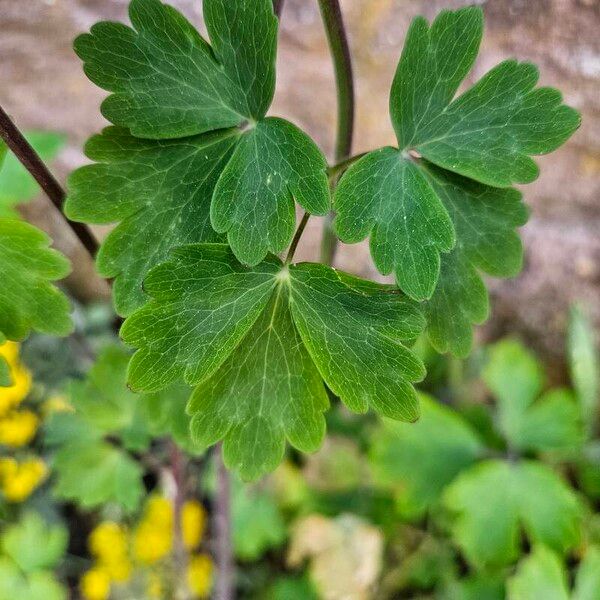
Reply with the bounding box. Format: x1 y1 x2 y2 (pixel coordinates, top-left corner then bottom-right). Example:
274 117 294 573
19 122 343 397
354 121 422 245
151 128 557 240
0 0 598 363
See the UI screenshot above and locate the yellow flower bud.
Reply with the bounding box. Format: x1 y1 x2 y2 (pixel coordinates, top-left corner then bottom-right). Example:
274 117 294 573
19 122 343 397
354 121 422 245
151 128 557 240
187 554 213 598
182 500 206 550
89 521 132 582
0 457 47 502
80 567 111 600
145 496 174 529
133 521 173 565
0 410 39 447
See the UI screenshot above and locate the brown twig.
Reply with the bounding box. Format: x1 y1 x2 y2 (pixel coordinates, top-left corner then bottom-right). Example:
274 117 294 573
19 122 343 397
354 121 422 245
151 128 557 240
214 445 234 600
0 105 99 258
273 0 285 18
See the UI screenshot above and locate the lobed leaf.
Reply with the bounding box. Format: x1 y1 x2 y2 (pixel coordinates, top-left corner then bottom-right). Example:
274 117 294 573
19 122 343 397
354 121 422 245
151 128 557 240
74 0 277 139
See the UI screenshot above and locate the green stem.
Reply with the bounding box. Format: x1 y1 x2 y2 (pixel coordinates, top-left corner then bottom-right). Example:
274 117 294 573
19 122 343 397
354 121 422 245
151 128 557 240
328 152 367 181
317 0 355 265
285 211 310 264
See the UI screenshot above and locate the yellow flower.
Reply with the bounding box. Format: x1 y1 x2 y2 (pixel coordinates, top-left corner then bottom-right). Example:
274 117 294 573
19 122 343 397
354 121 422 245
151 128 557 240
0 344 32 416
0 410 39 447
145 496 174 528
182 500 206 550
133 520 173 565
80 567 111 600
187 554 213 598
0 457 47 502
89 522 132 582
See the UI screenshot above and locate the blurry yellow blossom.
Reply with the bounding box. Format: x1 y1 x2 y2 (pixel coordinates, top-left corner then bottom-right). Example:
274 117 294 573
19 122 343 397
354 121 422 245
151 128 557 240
42 394 73 416
146 495 174 528
0 410 39 447
133 496 174 564
80 567 111 600
0 456 47 502
89 521 132 582
182 500 206 550
0 342 32 416
187 554 213 598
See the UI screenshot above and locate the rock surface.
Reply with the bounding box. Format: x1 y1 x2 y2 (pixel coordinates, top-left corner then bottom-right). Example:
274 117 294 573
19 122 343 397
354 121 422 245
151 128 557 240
0 0 598 362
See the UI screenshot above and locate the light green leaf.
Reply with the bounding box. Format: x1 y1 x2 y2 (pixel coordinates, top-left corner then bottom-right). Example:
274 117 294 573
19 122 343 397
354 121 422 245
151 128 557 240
0 219 72 342
370 394 482 518
484 340 583 452
568 305 599 436
52 440 144 512
211 118 330 266
507 546 569 600
334 149 455 300
573 546 600 600
123 244 425 478
232 479 287 560
0 333 11 387
393 7 580 187
2 513 67 573
421 164 528 356
189 285 328 480
74 0 277 139
0 559 66 600
444 460 581 568
0 132 66 218
66 127 236 315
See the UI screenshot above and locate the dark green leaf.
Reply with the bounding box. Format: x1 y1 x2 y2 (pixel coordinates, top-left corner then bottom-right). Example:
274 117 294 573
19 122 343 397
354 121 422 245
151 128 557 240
74 0 277 138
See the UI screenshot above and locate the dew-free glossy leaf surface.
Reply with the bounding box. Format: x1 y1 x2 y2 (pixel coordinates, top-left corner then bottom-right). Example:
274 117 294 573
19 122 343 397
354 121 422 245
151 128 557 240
420 165 528 356
392 7 580 187
288 263 426 421
211 118 330 266
74 0 277 138
334 150 454 300
0 219 72 342
66 127 237 315
370 394 483 518
444 460 581 568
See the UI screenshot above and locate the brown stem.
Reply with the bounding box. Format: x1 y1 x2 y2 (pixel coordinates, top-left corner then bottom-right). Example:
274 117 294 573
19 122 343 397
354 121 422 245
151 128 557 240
215 445 233 600
273 0 285 18
0 105 99 258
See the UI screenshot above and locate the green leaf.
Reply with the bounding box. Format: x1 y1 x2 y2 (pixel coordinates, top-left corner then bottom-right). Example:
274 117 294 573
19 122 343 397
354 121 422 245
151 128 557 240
573 546 600 600
334 149 455 301
232 479 287 560
74 0 277 139
445 575 505 600
392 7 580 187
421 165 528 356
52 440 144 512
122 244 425 478
0 219 72 342
444 460 581 569
0 559 66 600
66 127 236 315
369 393 482 518
568 305 599 436
2 513 67 573
211 118 330 266
507 546 569 600
0 132 66 218
483 340 583 452
0 335 11 387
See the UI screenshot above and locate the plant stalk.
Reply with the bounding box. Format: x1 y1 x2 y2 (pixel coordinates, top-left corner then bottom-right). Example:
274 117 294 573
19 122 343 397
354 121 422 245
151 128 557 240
273 0 285 18
317 0 355 266
215 444 233 600
285 211 310 264
0 105 99 258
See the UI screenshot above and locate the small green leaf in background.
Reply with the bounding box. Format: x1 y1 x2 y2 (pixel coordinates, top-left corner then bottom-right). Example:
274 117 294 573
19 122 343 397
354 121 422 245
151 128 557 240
573 545 600 600
267 576 318 600
0 132 65 218
0 219 72 342
0 558 66 600
122 244 425 479
2 513 67 573
370 394 483 518
444 460 581 569
568 305 599 436
445 574 505 600
52 440 144 512
484 340 583 452
232 478 287 561
507 546 569 600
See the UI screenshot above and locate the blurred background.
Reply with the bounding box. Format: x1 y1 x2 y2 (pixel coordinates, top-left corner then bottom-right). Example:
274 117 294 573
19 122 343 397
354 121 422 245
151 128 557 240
1 0 599 371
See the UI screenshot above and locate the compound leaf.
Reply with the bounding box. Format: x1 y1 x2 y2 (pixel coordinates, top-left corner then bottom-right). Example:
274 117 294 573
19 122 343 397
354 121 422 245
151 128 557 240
74 0 277 139
211 118 330 266
421 164 528 356
393 7 580 187
66 127 237 315
123 243 425 478
334 149 454 300
444 460 581 569
0 219 72 342
370 393 483 518
507 546 569 600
